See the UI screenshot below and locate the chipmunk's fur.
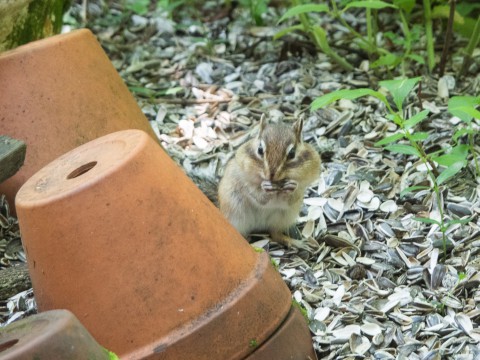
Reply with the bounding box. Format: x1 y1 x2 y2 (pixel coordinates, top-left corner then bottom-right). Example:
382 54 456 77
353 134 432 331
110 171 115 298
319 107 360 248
218 117 321 247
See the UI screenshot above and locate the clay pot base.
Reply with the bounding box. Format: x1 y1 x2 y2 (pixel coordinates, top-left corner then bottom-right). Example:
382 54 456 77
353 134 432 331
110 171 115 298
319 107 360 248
15 129 316 359
0 310 110 360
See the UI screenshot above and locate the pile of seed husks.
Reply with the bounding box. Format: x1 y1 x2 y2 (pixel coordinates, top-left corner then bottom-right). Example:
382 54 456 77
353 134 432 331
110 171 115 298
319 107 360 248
2 1 480 358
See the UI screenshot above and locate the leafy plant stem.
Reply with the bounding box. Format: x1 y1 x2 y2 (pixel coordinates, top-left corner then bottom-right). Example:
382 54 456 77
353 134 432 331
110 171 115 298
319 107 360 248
412 142 448 258
310 28 354 71
291 0 353 71
414 141 439 177
423 0 435 72
329 0 388 56
400 121 447 258
460 16 480 76
366 8 373 56
438 0 456 77
398 10 412 76
434 185 448 259
469 132 480 176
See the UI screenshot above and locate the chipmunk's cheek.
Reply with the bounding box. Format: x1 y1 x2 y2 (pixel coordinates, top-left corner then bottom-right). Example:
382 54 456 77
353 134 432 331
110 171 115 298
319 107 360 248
261 180 278 192
282 180 297 192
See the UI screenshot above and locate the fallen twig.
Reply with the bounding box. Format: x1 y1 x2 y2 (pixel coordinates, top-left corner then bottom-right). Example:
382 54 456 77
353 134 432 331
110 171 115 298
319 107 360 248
154 97 258 105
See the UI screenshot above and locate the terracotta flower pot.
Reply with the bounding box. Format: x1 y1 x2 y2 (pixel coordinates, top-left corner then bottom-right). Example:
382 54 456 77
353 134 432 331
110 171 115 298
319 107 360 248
245 307 317 360
15 129 317 359
0 29 158 212
0 309 111 360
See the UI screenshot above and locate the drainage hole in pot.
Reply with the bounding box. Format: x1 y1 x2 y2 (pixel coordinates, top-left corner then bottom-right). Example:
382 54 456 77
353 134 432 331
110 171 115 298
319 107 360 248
67 161 98 179
0 339 19 352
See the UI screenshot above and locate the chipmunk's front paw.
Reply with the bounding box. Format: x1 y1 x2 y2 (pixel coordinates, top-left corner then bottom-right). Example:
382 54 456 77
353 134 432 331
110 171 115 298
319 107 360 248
270 230 318 252
270 230 293 248
290 238 318 252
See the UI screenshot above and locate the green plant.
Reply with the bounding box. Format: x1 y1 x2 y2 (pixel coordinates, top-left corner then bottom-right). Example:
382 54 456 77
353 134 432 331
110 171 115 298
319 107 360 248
157 0 192 17
311 77 474 259
270 257 280 271
460 15 480 76
276 2 353 71
422 0 435 72
104 348 119 360
276 0 479 76
239 0 270 25
276 0 426 73
448 95 480 177
292 299 309 322
125 0 150 15
249 339 259 348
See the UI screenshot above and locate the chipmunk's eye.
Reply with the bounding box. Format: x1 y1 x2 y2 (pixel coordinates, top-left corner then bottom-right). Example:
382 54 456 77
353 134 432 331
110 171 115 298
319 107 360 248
287 146 296 160
257 144 264 157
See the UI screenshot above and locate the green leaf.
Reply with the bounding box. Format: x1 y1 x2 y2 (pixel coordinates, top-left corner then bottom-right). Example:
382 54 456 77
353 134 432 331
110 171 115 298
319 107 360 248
344 0 397 10
450 95 480 115
370 53 402 69
403 109 429 129
391 114 403 126
432 5 465 26
457 3 480 17
165 86 184 95
451 143 470 155
448 96 480 123
409 132 429 141
436 161 466 185
453 128 473 141
456 103 480 119
406 54 426 65
311 89 386 110
278 4 329 23
379 77 422 111
312 25 331 53
103 348 119 360
375 133 404 146
384 31 405 46
385 144 420 156
400 185 430 198
273 24 304 39
157 0 185 12
129 86 155 96
394 0 415 13
414 217 440 225
446 217 472 226
126 0 150 15
433 154 465 167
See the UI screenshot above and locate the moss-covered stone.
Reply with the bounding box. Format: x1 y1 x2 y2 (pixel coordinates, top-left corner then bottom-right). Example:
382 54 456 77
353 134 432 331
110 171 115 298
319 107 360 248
0 0 70 52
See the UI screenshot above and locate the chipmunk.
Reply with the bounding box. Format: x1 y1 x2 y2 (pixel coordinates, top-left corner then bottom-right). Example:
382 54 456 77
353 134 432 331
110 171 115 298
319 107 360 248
218 116 321 248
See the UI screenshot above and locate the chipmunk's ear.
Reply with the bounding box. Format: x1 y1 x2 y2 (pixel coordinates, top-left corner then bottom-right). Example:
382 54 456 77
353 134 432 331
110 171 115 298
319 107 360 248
258 114 268 137
293 118 304 143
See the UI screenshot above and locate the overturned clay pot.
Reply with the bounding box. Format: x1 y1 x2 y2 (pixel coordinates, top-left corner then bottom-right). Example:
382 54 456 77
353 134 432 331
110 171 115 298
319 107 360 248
0 309 111 360
0 29 158 212
15 129 316 359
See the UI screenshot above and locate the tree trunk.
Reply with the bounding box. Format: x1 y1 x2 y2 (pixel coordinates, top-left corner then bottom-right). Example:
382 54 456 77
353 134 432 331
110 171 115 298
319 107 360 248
0 263 31 301
0 135 26 183
0 0 70 52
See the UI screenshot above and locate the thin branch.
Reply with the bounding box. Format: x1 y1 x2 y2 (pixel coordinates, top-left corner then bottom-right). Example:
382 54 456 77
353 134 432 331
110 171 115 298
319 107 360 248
423 0 435 72
460 16 480 77
438 0 456 76
154 97 258 105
